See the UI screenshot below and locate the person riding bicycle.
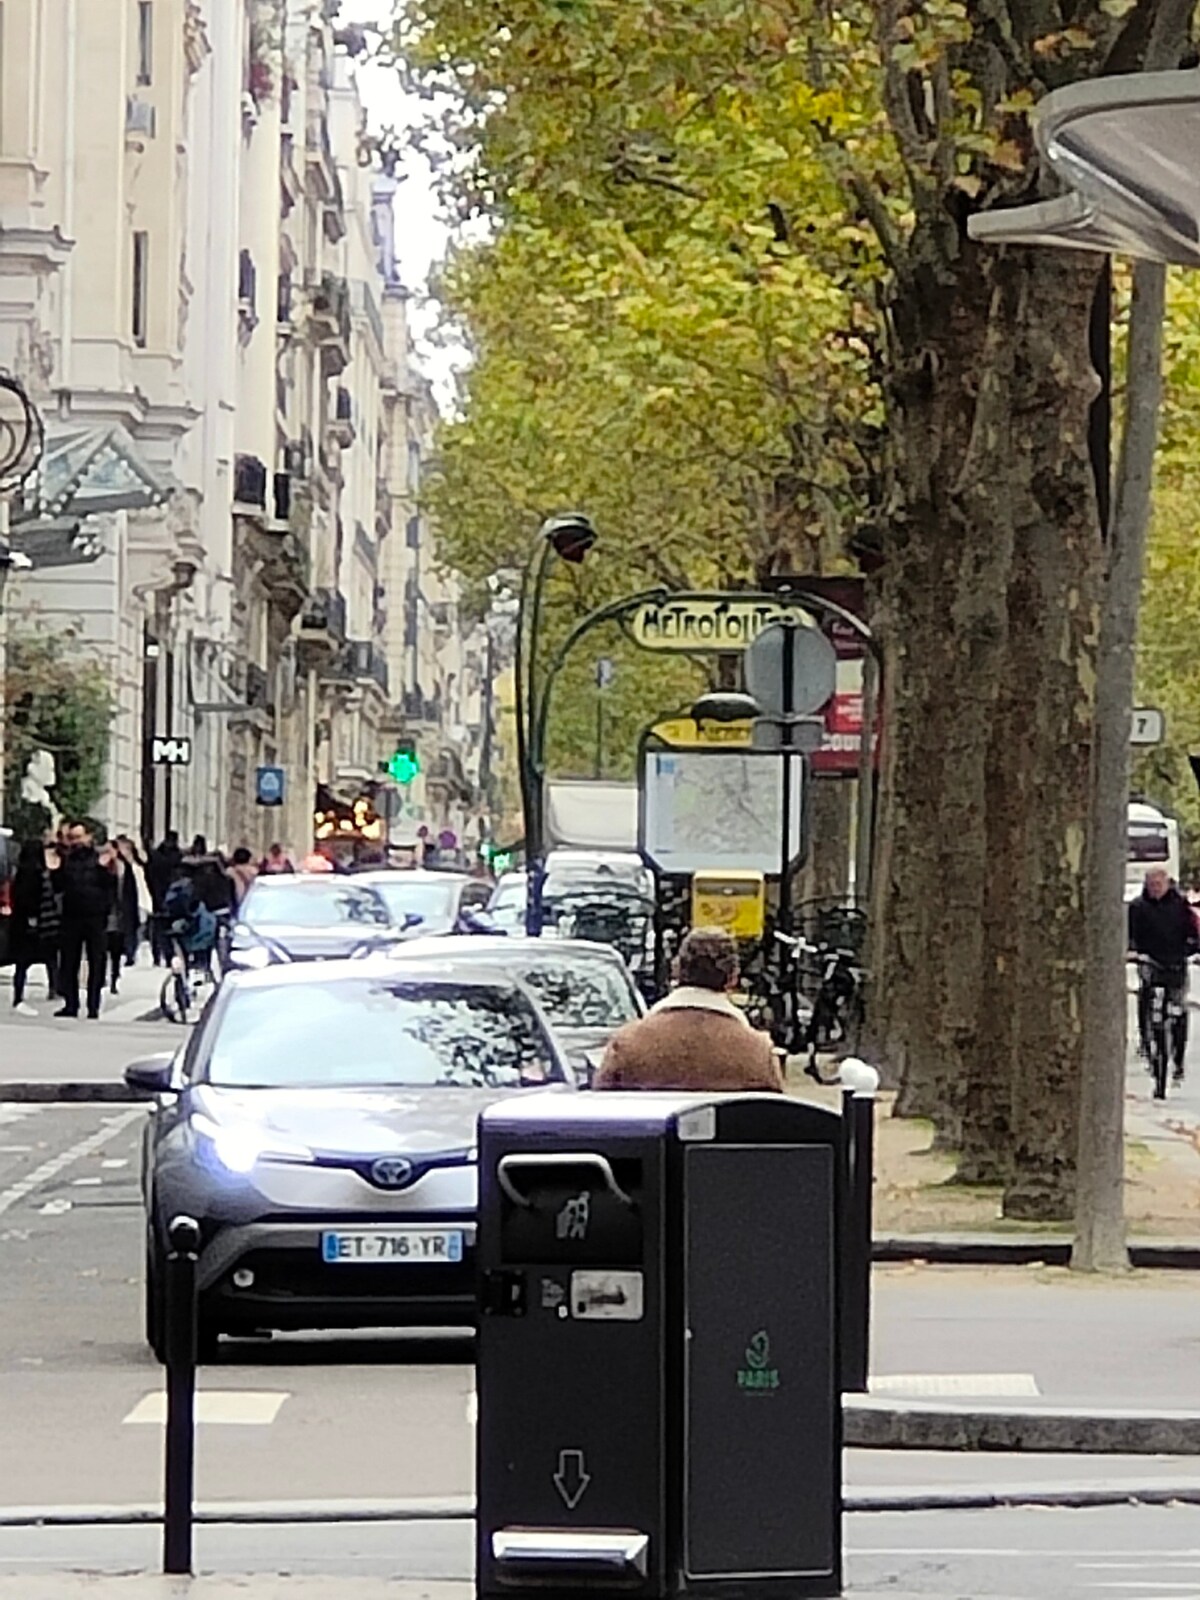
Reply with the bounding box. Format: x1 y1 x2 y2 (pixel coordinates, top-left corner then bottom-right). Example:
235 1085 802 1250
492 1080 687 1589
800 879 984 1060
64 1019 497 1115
1128 866 1198 1083
161 876 218 970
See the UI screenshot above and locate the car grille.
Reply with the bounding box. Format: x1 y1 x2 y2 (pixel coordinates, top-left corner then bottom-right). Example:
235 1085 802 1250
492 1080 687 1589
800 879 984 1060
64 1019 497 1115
215 1244 476 1303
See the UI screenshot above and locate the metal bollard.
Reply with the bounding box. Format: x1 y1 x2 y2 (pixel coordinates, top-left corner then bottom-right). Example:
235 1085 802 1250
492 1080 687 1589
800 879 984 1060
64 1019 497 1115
838 1060 879 1395
163 1214 202 1576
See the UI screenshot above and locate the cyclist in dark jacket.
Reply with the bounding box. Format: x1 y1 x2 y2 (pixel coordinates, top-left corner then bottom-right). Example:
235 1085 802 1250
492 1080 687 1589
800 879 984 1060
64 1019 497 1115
1129 867 1198 1081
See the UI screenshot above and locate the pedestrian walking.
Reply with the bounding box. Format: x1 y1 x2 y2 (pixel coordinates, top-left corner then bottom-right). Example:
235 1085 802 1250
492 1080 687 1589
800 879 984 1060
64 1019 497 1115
98 843 127 996
113 836 147 968
9 838 61 1017
146 831 183 965
227 847 258 908
53 820 117 1020
594 926 784 1092
259 841 295 875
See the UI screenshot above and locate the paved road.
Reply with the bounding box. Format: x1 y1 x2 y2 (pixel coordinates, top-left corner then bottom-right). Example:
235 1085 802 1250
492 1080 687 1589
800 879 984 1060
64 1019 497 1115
3 1505 1200 1596
2 1104 1200 1519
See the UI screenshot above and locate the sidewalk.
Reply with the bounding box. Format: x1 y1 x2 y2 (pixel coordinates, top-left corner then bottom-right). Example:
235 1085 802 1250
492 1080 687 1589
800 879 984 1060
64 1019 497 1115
0 1580 929 1600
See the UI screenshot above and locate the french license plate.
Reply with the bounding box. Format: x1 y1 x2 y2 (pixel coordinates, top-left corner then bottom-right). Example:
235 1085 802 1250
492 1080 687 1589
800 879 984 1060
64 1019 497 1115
321 1229 464 1265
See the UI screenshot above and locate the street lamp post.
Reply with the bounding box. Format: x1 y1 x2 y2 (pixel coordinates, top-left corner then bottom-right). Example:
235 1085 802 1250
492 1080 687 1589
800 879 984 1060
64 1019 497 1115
513 512 598 937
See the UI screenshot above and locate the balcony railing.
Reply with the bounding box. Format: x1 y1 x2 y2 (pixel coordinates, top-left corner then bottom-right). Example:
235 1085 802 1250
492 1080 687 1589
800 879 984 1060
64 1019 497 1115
401 687 441 725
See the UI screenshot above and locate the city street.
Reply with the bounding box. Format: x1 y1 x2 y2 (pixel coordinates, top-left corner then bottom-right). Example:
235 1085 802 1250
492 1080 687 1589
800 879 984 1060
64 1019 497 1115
2 980 1200 1597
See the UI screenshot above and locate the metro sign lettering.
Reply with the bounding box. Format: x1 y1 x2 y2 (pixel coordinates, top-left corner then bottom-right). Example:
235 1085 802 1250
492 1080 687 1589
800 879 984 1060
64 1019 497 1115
151 736 192 768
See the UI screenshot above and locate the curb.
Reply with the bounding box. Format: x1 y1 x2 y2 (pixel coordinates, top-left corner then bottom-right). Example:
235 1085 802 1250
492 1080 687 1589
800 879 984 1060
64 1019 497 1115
844 1397 1200 1454
0 1082 149 1103
6 1484 1200 1528
873 1232 1200 1270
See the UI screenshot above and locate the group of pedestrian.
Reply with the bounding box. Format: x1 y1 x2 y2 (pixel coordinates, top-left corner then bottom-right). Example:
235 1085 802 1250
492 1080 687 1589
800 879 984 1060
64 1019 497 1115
9 821 151 1021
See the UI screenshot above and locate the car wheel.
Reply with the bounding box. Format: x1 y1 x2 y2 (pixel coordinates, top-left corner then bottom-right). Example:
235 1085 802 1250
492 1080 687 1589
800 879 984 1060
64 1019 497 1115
145 1221 220 1365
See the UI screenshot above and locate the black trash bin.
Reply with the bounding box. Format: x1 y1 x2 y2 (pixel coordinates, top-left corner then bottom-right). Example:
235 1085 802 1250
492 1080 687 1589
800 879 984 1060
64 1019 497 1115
476 1092 844 1600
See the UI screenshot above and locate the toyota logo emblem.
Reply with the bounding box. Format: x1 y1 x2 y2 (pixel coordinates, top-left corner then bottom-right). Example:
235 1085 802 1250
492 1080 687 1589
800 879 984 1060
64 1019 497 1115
370 1157 415 1189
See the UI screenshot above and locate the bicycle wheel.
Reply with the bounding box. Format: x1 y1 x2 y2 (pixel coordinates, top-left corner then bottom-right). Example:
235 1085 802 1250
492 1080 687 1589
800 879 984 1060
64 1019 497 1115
1150 998 1170 1101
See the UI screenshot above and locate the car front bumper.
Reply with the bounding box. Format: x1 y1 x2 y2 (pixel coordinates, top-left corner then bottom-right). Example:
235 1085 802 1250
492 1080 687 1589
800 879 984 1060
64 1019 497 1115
198 1218 478 1333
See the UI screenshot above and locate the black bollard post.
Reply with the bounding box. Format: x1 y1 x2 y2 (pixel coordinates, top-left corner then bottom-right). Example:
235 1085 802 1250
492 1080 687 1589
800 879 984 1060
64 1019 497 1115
163 1214 202 1576
838 1061 878 1394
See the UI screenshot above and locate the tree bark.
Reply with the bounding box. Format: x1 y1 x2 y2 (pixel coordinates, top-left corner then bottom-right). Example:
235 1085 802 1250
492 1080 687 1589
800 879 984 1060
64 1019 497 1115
797 778 853 905
1073 260 1168 1267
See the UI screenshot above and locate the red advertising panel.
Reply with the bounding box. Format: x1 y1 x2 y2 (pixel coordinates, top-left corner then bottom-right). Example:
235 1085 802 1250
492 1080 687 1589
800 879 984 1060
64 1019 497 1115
783 578 880 778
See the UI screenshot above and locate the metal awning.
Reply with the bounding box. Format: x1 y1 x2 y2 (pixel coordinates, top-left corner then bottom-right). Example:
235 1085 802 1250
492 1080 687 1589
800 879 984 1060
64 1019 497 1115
28 423 173 517
970 70 1200 266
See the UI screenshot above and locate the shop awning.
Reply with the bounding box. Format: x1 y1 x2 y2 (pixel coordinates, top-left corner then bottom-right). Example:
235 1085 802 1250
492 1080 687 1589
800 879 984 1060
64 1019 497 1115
970 70 1200 266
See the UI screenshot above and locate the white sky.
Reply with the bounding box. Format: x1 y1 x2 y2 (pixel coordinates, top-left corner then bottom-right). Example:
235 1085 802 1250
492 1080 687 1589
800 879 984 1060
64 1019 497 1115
339 1 462 396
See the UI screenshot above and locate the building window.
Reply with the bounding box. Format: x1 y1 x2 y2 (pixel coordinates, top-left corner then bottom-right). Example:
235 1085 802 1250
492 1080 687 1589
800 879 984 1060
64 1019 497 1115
136 2 153 86
132 230 149 347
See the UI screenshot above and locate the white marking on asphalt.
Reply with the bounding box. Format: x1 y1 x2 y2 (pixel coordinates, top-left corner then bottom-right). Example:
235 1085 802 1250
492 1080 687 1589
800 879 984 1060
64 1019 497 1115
71 1176 102 1187
0 1109 143 1217
101 1157 128 1169
0 1145 32 1154
123 1391 291 1426
1084 1565 1200 1571
466 1391 478 1426
868 1372 1041 1398
37 1199 71 1215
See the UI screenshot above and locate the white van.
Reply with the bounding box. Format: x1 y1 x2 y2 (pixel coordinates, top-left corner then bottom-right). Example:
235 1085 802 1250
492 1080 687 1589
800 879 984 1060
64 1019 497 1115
1126 802 1181 902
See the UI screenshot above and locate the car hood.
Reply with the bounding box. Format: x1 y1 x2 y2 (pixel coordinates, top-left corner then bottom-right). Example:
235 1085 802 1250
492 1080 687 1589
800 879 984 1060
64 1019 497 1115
236 925 399 961
190 1083 545 1158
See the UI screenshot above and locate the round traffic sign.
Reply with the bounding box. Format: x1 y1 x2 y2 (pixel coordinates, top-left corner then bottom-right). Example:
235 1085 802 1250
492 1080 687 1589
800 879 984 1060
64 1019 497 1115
744 620 837 718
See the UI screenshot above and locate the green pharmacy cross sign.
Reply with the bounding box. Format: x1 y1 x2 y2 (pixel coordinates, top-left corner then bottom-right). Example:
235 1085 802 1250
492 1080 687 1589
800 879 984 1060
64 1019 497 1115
385 742 420 786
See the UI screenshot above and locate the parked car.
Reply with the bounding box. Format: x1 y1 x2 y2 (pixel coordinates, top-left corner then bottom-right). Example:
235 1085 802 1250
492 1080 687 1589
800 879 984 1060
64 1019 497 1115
127 958 576 1359
227 877 406 967
392 935 645 1081
353 869 496 937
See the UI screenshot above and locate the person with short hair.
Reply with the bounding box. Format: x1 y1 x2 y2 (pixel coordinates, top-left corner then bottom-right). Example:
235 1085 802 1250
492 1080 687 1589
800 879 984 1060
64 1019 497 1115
594 926 783 1093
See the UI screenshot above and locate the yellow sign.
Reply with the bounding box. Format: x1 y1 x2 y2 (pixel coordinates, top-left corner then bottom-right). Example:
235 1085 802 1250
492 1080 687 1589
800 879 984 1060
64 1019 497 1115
651 717 753 748
631 596 814 653
692 870 766 940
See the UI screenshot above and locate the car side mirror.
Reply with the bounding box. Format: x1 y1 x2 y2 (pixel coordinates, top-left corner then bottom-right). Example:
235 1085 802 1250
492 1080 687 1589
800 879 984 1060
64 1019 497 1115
124 1053 177 1095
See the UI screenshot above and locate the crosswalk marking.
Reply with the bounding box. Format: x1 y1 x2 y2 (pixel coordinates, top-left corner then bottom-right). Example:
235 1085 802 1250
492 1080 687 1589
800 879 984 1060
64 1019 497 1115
123 1391 291 1426
868 1372 1040 1398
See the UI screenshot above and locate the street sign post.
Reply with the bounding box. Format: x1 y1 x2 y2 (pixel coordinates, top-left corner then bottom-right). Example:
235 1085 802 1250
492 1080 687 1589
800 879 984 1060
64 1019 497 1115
744 621 837 934
1131 707 1165 746
151 736 191 768
255 765 285 807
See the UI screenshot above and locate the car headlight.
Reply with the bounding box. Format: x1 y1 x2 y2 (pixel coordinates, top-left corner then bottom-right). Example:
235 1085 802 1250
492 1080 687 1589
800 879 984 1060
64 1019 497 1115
229 942 273 970
191 1112 313 1174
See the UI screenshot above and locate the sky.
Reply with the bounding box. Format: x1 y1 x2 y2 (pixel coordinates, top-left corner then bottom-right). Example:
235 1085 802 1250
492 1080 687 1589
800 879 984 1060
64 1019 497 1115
338 1 462 397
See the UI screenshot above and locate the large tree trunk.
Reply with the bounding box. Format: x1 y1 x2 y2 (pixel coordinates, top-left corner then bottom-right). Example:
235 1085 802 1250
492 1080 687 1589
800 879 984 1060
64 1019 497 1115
1074 260 1168 1266
1001 256 1104 1222
798 779 853 905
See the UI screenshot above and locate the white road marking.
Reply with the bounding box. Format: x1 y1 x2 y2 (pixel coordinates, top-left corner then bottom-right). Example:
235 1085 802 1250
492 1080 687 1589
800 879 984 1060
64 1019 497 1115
0 1107 41 1128
37 1199 71 1215
0 1145 33 1154
71 1176 102 1187
466 1391 478 1426
868 1372 1041 1398
123 1391 291 1426
101 1157 128 1169
0 1109 142 1217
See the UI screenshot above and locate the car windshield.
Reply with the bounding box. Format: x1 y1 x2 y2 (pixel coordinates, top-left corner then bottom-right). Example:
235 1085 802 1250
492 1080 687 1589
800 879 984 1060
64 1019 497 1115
206 979 557 1088
369 878 460 925
516 959 639 1030
241 882 391 929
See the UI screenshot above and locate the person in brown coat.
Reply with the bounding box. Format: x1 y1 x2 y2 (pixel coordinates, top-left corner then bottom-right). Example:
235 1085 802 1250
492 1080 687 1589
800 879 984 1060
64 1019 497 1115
594 926 784 1093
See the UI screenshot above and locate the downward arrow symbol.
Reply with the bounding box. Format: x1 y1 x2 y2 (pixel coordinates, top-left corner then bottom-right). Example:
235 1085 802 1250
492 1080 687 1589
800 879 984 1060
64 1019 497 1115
553 1448 591 1510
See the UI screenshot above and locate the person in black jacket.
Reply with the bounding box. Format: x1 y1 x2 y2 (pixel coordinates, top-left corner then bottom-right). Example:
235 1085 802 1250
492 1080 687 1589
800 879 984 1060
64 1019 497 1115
146 831 182 966
54 821 117 1020
10 839 60 1016
1128 866 1199 1081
